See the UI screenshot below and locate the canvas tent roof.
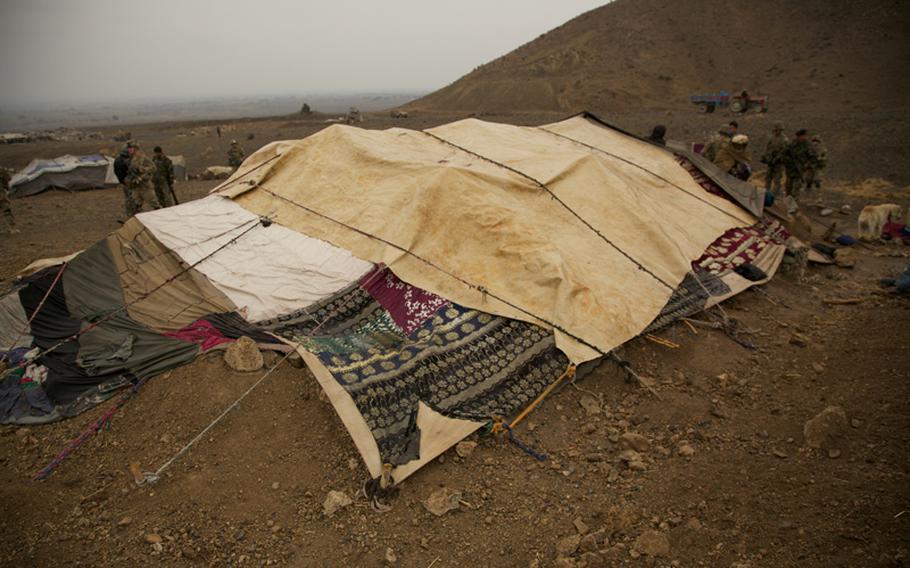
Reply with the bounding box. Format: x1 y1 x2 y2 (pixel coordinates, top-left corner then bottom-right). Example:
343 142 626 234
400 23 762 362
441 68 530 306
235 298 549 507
1 114 790 485
216 114 756 363
9 154 118 197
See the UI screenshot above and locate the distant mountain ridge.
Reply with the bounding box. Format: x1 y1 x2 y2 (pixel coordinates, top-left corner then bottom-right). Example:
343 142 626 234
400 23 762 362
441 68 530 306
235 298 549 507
409 0 909 113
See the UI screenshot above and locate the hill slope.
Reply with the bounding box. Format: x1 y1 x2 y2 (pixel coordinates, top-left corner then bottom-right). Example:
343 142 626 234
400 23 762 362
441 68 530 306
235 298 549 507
410 0 910 113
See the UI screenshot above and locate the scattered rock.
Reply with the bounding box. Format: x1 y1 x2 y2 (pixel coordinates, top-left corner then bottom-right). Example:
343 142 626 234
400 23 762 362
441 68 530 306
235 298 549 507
773 449 788 459
850 418 861 429
812 361 826 373
271 482 280 490
618 449 641 463
834 249 856 268
579 551 605 567
820 208 834 216
635 530 671 557
455 441 477 458
828 448 841 459
573 517 590 535
684 518 702 531
385 547 398 564
579 533 599 552
223 336 264 372
555 534 581 556
144 533 162 544
181 547 197 560
116 516 132 527
677 442 695 457
804 406 848 449
789 332 810 347
423 487 462 516
323 490 353 517
619 432 650 453
581 423 597 435
579 393 601 415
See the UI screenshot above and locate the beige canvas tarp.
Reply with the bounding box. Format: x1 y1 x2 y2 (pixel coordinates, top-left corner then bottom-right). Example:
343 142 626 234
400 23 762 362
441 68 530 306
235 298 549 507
215 116 756 363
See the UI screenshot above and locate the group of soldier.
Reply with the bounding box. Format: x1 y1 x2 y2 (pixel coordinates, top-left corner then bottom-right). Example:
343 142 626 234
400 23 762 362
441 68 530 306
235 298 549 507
0 137 247 231
113 141 178 219
702 120 827 210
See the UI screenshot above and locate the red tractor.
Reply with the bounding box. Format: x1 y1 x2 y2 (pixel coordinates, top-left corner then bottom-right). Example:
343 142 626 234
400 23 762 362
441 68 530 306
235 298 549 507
690 90 768 113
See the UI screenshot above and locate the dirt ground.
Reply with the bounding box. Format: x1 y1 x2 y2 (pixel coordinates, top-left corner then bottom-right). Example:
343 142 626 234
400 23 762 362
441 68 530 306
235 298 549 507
0 115 909 568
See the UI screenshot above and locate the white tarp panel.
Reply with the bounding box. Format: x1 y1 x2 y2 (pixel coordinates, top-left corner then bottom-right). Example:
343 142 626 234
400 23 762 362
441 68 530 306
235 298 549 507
137 195 373 322
11 154 114 186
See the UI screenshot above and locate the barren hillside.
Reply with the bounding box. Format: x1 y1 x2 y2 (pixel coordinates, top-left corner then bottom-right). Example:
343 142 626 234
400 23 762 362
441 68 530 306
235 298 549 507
410 0 910 113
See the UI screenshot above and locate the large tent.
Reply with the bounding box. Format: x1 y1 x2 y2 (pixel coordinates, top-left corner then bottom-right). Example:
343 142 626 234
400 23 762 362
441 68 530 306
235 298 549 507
0 114 792 484
9 154 119 197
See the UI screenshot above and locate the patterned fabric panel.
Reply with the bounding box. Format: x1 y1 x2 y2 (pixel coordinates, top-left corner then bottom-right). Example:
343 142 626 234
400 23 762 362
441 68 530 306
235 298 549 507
643 270 730 334
675 155 728 198
359 266 450 335
693 219 789 275
266 283 567 466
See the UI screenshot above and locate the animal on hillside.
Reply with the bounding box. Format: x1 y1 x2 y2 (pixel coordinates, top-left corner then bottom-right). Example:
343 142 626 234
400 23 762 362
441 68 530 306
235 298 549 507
857 203 903 240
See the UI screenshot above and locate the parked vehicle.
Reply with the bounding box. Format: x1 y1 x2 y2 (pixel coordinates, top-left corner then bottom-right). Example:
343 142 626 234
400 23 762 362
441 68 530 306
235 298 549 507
690 90 768 113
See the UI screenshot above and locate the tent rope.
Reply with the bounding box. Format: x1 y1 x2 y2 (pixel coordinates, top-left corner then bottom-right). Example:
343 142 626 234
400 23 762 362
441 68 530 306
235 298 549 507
1 261 69 364
133 264 390 485
257 184 613 359
213 153 283 193
536 126 751 224
2 216 267 380
421 131 673 290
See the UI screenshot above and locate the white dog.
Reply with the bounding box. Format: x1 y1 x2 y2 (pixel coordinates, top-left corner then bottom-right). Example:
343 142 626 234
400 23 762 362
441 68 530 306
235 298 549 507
857 203 903 240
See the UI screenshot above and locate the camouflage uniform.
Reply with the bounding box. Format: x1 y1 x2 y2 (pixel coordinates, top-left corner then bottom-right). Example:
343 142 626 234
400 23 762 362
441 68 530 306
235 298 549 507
703 130 731 162
713 143 752 180
152 154 176 207
114 147 138 217
125 150 161 213
782 138 817 200
227 142 245 169
803 137 827 192
0 168 17 233
760 129 789 197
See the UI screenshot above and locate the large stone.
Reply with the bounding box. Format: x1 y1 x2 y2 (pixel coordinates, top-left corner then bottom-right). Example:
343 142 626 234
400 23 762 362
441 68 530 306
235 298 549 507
635 530 671 557
423 487 462 516
619 433 650 453
555 534 581 556
323 490 352 517
223 336 263 372
804 406 848 449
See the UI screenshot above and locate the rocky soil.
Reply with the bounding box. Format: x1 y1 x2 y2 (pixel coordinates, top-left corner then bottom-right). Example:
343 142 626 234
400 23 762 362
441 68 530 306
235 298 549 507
0 115 908 568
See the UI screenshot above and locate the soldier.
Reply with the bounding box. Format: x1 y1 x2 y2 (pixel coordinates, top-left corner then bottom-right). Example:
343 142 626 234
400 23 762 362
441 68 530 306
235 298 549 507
760 121 788 197
703 121 737 162
152 146 177 207
0 167 18 234
227 140 245 169
124 141 160 214
781 129 817 209
113 145 138 219
803 134 827 192
713 134 752 181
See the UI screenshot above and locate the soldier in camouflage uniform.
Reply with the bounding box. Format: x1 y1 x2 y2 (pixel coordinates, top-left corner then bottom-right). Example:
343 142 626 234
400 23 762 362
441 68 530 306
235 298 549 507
152 146 176 207
703 121 737 162
113 145 138 218
124 142 160 214
760 121 788 197
0 167 18 233
781 129 817 203
227 140 245 170
803 134 827 192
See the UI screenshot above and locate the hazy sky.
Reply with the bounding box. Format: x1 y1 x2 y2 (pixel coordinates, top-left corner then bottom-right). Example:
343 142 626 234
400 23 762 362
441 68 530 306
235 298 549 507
0 0 606 105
